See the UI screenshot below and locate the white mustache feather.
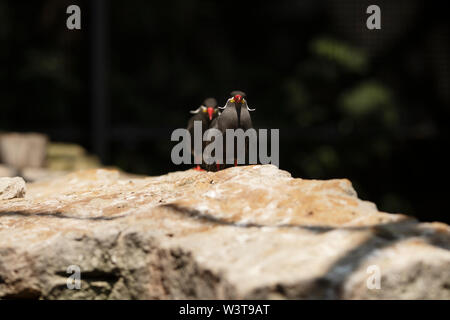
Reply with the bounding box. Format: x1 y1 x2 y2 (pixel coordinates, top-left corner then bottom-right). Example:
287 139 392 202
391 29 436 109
189 106 206 114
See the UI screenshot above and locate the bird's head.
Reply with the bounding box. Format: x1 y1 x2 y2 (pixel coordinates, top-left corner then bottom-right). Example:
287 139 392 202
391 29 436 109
230 90 246 105
233 94 243 104
203 97 218 120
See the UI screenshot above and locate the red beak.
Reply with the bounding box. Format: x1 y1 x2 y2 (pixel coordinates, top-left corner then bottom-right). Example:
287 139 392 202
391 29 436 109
234 94 242 104
207 107 214 121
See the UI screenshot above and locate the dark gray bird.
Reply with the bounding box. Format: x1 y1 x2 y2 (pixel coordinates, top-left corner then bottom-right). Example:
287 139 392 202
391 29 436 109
206 90 255 171
187 97 220 171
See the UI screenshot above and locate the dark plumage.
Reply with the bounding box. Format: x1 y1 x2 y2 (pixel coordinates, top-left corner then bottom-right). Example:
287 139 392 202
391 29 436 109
187 97 220 170
206 90 255 171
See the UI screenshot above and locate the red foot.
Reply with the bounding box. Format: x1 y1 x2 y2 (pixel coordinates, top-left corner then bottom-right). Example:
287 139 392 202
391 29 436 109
216 164 221 171
194 165 204 171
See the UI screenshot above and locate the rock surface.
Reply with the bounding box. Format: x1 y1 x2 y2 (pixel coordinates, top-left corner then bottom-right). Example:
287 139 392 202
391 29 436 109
0 177 26 200
0 165 448 299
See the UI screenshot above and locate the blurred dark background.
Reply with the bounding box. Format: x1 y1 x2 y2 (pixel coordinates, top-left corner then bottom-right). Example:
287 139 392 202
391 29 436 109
0 0 449 223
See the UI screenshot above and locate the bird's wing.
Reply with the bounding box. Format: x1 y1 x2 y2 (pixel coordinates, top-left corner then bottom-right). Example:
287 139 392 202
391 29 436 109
209 117 219 129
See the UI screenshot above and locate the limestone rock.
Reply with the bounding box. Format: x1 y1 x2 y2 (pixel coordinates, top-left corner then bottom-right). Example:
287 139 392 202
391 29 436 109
0 165 448 299
0 177 26 200
0 133 48 169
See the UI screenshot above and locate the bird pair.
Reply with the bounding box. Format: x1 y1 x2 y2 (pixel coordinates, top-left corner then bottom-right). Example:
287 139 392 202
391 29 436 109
187 90 255 171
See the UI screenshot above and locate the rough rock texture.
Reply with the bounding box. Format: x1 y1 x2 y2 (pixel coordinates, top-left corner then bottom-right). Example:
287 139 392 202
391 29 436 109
0 165 448 299
0 177 26 200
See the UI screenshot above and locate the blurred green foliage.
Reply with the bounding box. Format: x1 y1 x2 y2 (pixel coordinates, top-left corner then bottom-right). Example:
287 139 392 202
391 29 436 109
310 37 368 73
283 35 421 215
340 81 398 125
